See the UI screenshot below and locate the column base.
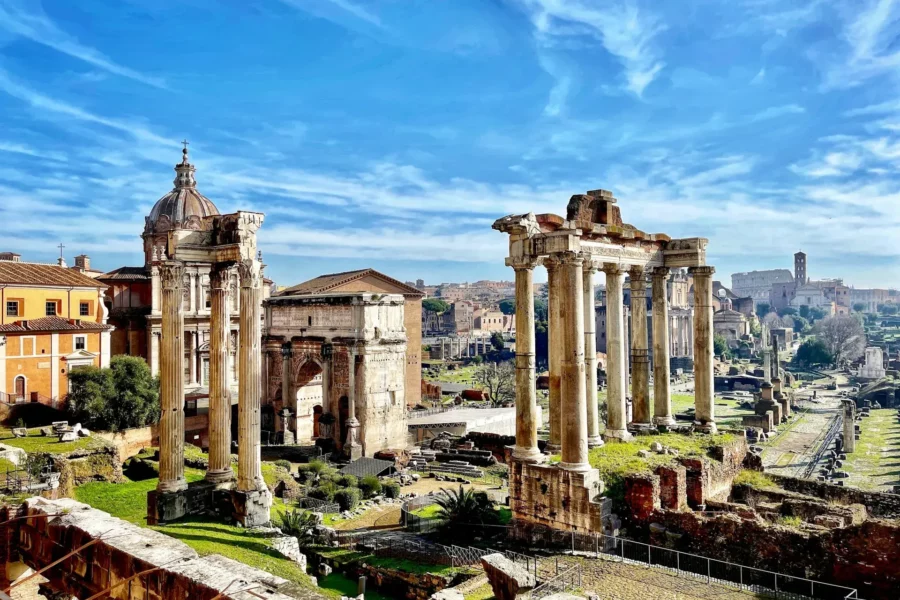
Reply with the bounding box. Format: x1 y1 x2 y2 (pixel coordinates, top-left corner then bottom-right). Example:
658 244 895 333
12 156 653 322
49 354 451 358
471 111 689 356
628 421 654 432
587 436 604 448
231 488 272 528
558 461 593 473
512 446 545 464
157 478 188 493
603 429 633 443
545 443 562 455
345 442 363 461
693 420 718 434
204 468 235 488
653 415 677 427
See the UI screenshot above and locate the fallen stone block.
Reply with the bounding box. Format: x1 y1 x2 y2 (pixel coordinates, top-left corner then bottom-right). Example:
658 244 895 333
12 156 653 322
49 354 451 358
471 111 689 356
319 563 332 577
481 553 535 600
11 428 27 438
59 432 78 442
431 588 465 600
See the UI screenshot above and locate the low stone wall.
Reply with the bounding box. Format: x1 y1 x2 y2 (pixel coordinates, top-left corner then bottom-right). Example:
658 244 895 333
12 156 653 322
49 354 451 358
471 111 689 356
44 445 123 498
509 461 611 532
648 508 900 600
94 414 209 461
460 432 547 463
358 563 457 600
768 474 900 519
0 497 315 599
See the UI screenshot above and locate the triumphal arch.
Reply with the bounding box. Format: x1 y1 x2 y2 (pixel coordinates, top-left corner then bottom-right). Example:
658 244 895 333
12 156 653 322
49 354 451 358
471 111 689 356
494 189 714 532
146 206 270 527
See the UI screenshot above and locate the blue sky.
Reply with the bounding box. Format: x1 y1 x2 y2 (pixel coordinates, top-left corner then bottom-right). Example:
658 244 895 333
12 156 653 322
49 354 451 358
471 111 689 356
1 0 899 290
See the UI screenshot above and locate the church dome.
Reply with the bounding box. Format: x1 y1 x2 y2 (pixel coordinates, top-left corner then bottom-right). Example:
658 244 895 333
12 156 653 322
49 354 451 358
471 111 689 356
143 147 219 235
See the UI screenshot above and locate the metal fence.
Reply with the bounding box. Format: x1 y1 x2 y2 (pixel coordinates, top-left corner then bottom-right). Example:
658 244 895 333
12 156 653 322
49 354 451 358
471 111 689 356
532 564 582 600
510 524 858 600
401 495 444 533
408 465 507 488
299 497 340 514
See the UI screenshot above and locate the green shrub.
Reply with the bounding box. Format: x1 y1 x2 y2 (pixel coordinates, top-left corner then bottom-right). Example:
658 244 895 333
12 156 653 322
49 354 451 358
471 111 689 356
337 475 358 488
317 466 340 482
359 475 382 499
334 487 361 511
274 459 292 471
67 355 160 432
382 481 400 499
308 460 328 474
279 509 319 547
308 481 338 502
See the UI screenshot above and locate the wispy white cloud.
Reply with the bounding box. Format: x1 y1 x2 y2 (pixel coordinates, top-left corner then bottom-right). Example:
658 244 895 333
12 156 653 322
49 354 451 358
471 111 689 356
279 0 382 28
822 0 900 89
0 140 66 161
751 68 766 84
790 151 864 177
750 104 805 121
516 0 666 97
0 0 166 88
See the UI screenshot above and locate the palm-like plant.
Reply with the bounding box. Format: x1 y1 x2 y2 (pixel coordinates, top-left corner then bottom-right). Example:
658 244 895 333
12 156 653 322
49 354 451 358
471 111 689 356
433 486 498 542
278 509 320 548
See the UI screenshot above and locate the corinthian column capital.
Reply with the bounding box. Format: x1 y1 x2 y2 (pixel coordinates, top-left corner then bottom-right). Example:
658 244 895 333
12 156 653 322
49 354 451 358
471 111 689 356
209 266 230 290
651 266 670 279
160 262 184 290
689 265 715 278
601 263 626 277
238 259 262 288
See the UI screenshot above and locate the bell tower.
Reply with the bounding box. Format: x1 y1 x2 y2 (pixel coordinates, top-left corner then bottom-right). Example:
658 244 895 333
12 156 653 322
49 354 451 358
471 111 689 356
794 251 807 285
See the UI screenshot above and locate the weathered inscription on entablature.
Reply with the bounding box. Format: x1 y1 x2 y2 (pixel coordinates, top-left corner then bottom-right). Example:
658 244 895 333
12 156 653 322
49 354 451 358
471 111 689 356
580 241 663 266
270 305 354 330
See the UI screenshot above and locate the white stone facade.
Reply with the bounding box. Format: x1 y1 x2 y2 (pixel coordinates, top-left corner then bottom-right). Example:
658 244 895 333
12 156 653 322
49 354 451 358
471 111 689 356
731 269 794 302
858 347 886 381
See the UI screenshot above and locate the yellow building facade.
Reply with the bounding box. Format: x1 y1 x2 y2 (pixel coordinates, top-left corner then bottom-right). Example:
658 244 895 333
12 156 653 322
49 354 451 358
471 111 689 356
0 258 112 406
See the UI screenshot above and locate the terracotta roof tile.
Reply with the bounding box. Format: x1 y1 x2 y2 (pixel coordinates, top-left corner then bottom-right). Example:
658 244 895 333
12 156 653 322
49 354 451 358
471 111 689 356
278 268 424 298
0 262 107 288
0 316 112 333
100 266 150 281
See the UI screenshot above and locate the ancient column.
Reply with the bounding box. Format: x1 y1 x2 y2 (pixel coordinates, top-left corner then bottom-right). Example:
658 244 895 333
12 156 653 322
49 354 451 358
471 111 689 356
583 262 602 447
158 262 187 493
206 266 233 485
345 346 362 459
546 258 563 454
842 400 856 453
559 253 590 471
237 259 266 492
150 331 160 378
690 266 716 433
512 262 542 462
651 268 675 426
189 331 198 386
281 342 295 444
629 268 651 428
603 264 631 442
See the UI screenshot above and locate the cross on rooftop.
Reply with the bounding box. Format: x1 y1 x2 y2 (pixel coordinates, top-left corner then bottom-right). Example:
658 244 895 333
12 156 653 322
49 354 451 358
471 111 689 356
57 243 65 259
181 139 190 151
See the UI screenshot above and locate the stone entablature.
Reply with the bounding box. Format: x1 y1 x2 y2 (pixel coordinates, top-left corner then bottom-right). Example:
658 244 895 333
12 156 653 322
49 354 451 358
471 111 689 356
264 292 408 457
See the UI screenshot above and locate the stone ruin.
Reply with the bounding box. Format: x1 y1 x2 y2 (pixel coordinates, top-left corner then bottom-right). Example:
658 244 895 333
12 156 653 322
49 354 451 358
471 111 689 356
493 189 716 532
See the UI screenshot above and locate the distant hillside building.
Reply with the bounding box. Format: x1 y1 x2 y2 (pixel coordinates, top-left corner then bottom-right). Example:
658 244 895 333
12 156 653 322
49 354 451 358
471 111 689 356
730 269 793 303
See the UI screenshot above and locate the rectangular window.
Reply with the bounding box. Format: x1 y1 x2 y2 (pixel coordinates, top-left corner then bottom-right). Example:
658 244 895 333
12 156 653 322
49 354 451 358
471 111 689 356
6 301 18 317
45 301 57 316
74 336 86 351
79 302 90 316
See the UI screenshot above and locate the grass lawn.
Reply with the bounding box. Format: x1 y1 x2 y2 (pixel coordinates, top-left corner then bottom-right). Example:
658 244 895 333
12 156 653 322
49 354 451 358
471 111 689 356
318 573 391 600
842 408 900 492
75 468 318 592
430 365 479 385
412 503 442 519
585 432 735 501
0 427 106 454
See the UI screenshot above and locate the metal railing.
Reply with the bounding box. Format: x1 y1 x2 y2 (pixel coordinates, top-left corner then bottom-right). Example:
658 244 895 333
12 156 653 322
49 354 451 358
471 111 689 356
408 465 506 487
299 497 339 513
532 564 582 600
407 404 458 419
510 525 858 600
401 495 444 533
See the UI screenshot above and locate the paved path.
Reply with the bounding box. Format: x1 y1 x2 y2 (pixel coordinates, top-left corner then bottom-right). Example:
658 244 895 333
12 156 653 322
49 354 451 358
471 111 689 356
538 555 763 600
760 374 846 479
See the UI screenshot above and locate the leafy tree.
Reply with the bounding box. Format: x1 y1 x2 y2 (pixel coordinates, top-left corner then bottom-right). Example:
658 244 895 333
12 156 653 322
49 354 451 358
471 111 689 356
491 332 505 352
434 485 499 542
852 302 866 313
813 315 866 366
808 307 827 322
534 297 548 322
713 334 730 358
794 339 833 366
780 307 798 317
880 304 898 316
67 356 160 432
498 299 515 315
791 315 810 333
749 319 761 337
473 360 516 405
756 302 771 316
798 305 810 319
422 298 450 314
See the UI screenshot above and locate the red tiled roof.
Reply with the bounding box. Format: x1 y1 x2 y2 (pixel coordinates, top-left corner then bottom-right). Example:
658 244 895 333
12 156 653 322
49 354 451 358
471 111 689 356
278 268 424 298
99 266 150 281
0 316 113 333
0 261 107 288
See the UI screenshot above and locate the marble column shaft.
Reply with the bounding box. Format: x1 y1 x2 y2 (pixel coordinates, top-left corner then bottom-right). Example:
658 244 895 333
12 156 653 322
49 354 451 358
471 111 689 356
237 259 265 492
651 268 675 426
546 259 563 453
582 264 601 447
603 264 631 442
559 253 589 470
206 267 233 484
282 344 293 416
629 268 651 427
690 266 716 433
512 264 542 462
158 262 187 493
